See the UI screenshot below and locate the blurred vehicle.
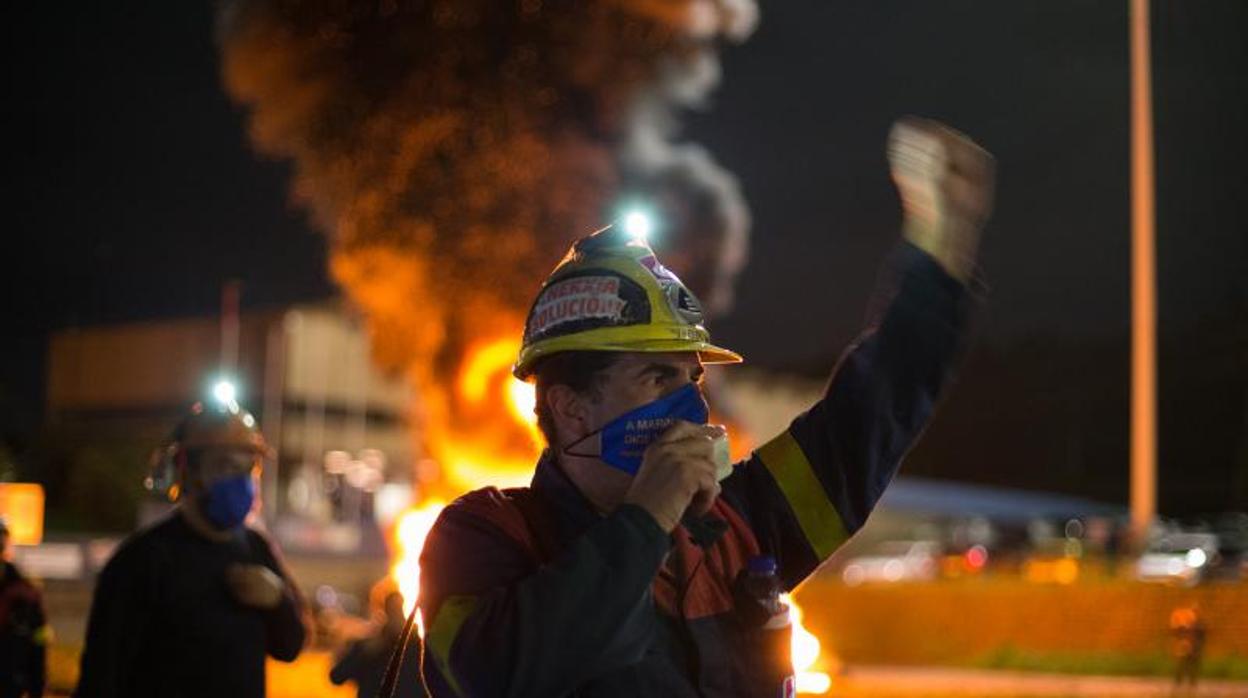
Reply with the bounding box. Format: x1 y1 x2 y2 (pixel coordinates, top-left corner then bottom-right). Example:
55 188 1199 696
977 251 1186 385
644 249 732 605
1135 532 1220 586
1210 512 1248 581
841 541 939 585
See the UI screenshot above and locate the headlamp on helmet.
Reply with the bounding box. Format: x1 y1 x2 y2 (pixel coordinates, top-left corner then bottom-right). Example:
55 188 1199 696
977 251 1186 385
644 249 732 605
147 400 271 501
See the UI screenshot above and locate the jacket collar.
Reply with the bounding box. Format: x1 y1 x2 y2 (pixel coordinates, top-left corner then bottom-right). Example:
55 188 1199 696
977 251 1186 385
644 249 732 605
530 449 605 540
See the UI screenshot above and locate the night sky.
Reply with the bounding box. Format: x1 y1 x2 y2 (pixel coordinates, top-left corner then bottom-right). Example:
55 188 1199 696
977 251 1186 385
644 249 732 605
6 2 1246 513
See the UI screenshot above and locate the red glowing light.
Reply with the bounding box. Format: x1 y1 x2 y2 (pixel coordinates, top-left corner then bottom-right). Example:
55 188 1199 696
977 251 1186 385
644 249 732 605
965 545 988 569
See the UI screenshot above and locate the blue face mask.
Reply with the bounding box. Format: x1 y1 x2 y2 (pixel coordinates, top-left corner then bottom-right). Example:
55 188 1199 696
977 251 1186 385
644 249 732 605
200 474 256 530
564 383 709 476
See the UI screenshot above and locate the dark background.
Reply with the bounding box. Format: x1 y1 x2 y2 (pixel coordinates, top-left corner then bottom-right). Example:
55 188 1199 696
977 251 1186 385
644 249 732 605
5 2 1246 514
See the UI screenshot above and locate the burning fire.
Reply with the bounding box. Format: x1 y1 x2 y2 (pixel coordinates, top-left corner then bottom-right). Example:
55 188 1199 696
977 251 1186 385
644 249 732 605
389 340 831 693
783 593 833 694
435 336 544 493
389 335 542 618
389 501 446 620
457 336 542 446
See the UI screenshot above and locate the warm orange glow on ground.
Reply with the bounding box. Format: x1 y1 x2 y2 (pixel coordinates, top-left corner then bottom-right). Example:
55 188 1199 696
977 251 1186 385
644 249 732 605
783 593 833 694
1022 556 1080 585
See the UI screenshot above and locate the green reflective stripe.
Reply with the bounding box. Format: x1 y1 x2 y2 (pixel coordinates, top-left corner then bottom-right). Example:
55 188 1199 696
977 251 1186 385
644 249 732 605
757 430 850 561
32 625 52 646
426 595 479 696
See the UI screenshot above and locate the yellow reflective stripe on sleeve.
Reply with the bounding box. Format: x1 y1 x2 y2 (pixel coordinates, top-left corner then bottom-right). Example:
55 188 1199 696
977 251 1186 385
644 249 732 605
757 429 850 561
426 595 479 697
33 624 53 646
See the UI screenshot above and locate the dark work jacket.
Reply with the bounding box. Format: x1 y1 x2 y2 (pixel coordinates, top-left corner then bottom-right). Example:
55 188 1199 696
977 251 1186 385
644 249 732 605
74 512 307 698
331 630 422 698
0 561 48 698
419 242 973 697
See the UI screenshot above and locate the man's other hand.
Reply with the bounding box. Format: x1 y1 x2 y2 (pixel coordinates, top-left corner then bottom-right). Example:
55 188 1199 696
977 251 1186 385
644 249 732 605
888 116 996 282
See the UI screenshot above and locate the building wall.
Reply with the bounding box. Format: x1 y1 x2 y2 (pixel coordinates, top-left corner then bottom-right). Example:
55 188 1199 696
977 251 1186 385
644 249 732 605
48 318 234 411
44 303 416 523
276 306 413 476
281 307 409 412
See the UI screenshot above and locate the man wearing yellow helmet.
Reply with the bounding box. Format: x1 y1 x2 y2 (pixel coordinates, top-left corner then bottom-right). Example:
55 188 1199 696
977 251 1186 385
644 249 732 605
418 117 994 697
76 401 308 698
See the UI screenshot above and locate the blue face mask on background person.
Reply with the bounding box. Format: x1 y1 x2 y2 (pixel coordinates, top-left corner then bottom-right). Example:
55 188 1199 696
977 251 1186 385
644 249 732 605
564 383 716 476
200 474 256 530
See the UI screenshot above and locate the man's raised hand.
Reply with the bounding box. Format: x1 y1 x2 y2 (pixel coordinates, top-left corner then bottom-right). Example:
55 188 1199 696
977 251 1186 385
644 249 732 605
888 116 996 282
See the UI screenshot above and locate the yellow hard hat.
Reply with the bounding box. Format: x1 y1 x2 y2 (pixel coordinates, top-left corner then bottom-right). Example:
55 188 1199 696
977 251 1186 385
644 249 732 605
513 224 743 380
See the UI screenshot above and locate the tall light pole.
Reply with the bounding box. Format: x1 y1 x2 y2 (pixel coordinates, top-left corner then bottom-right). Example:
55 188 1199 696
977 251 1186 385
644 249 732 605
1130 0 1157 546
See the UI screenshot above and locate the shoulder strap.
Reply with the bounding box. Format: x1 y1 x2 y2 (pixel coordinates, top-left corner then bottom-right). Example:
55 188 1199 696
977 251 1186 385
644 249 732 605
380 599 423 698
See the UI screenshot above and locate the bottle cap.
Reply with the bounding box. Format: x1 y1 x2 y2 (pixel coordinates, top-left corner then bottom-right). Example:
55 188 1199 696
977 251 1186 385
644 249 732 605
748 555 778 576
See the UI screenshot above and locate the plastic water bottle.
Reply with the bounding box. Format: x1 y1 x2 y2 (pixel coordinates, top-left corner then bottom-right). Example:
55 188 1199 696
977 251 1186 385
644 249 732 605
736 556 797 697
744 556 790 630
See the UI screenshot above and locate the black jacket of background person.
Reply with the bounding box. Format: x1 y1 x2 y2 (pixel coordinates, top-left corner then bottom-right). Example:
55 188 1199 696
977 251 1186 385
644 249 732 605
74 511 307 698
1 560 48 698
419 242 974 697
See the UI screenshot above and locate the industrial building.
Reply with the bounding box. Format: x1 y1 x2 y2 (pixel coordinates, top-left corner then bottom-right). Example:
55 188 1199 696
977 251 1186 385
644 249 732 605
45 302 415 534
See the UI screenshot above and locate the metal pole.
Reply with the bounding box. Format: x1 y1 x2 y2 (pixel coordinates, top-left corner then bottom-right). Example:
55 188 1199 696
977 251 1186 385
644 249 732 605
1129 0 1157 547
261 318 287 521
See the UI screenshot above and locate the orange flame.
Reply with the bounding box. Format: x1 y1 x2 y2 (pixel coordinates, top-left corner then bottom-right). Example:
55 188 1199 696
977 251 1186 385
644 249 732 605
389 501 446 620
436 335 544 492
783 593 832 694
390 333 542 616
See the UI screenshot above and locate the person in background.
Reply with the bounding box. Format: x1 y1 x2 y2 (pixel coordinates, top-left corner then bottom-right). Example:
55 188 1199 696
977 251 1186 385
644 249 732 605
330 581 421 698
75 400 308 698
1169 602 1206 695
0 516 47 698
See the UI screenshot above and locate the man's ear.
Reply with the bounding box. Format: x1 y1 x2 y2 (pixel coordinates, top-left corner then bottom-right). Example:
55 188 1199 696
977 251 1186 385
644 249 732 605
545 384 590 444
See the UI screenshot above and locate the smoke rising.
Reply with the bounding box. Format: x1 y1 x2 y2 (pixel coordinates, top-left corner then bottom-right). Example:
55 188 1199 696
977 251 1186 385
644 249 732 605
219 0 756 479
